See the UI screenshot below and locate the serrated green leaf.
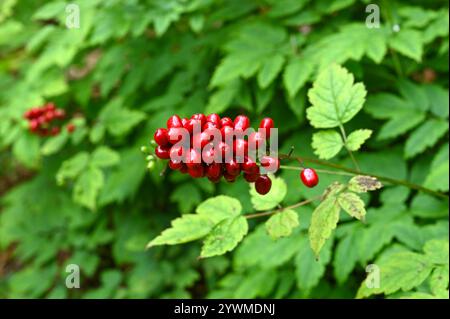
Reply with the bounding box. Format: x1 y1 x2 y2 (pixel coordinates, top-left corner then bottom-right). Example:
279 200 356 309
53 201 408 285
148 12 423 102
91 146 120 168
73 165 104 211
333 227 360 284
311 130 343 159
424 143 449 192
309 195 340 257
257 55 285 89
423 239 449 265
147 214 214 247
57 152 90 182
200 216 248 258
389 29 423 62
307 64 367 128
424 85 449 119
250 176 287 211
99 98 145 137
337 192 366 221
265 209 299 239
429 266 449 296
405 119 448 158
196 195 242 224
41 131 68 156
377 112 426 140
346 129 372 151
348 175 382 193
357 251 433 298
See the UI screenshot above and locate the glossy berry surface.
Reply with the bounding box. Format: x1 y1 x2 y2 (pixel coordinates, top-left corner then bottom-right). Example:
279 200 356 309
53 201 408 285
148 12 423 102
255 175 272 195
300 168 319 188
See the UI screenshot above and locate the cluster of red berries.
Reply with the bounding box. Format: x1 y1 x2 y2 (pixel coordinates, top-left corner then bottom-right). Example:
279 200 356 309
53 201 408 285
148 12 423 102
152 113 279 195
24 103 75 136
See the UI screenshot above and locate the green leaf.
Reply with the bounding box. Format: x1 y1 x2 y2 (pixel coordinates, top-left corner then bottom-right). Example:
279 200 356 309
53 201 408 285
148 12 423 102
265 209 299 239
309 195 340 257
377 112 426 140
311 130 343 159
196 195 242 224
307 64 367 128
424 143 449 192
205 80 240 114
333 227 360 284
346 129 372 151
41 131 68 156
89 123 106 144
357 251 433 298
424 85 449 118
283 59 314 97
348 175 383 193
257 55 285 89
91 147 120 168
73 165 104 211
56 152 90 183
337 192 366 221
147 214 214 247
32 1 66 20
100 98 145 137
429 266 449 296
200 216 248 258
170 184 202 214
423 239 449 265
13 133 41 168
404 119 448 158
250 176 287 211
388 29 423 62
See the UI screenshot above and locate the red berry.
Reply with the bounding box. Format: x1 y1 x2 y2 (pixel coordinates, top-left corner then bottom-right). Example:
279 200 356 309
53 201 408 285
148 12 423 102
208 175 221 183
206 163 222 179
67 123 76 133
217 141 232 160
169 160 182 170
167 115 183 128
192 131 212 149
220 117 233 128
51 127 60 136
169 144 186 162
186 148 202 169
154 128 169 146
191 113 206 127
220 125 234 142
184 118 201 134
260 155 280 173
45 111 55 122
202 143 217 164
300 168 319 188
54 109 66 119
255 175 272 195
181 117 188 127
248 131 266 151
155 145 171 159
233 139 248 159
179 163 188 174
225 159 241 176
206 114 221 127
242 157 259 174
46 103 56 112
233 115 250 131
167 127 187 144
203 122 219 131
29 119 39 132
244 172 259 183
188 165 205 178
223 171 238 183
259 117 274 138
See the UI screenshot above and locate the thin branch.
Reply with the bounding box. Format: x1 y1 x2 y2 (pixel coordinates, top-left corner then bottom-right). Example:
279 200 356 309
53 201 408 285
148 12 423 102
245 196 322 219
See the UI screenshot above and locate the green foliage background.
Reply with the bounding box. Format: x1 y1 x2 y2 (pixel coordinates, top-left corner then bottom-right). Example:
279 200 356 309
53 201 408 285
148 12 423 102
0 0 448 299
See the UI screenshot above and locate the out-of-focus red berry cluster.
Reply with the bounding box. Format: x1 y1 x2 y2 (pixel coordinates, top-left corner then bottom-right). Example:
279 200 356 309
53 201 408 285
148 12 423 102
152 113 279 195
24 103 75 136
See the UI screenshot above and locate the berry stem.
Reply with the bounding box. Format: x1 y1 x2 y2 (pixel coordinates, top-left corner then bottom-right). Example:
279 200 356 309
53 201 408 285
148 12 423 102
245 195 323 219
338 124 361 172
279 153 448 199
280 165 354 177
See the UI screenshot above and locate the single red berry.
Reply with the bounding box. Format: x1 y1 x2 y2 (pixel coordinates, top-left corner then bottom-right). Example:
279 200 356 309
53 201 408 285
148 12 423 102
67 123 76 133
220 125 234 142
179 163 188 174
186 148 202 169
206 113 221 127
260 155 280 173
223 171 238 183
233 115 250 131
45 111 55 122
255 175 272 195
167 127 187 144
192 131 212 149
220 117 233 128
184 118 201 134
29 119 39 132
259 117 274 138
188 165 205 178
242 157 259 174
167 115 183 128
206 163 222 179
191 113 206 127
300 168 319 188
46 103 56 112
54 109 66 119
244 172 260 183
225 159 241 176
181 117 188 127
154 128 169 146
51 127 60 136
208 175 221 183
155 145 171 159
203 122 219 131
217 141 232 160
169 144 186 162
169 160 183 170
202 143 217 164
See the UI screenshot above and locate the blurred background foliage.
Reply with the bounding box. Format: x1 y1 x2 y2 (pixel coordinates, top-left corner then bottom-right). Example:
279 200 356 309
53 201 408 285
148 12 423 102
0 0 448 298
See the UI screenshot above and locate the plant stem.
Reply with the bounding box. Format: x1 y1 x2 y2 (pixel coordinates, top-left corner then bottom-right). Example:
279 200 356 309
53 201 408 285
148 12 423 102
280 165 354 177
245 195 322 219
279 153 448 199
338 124 361 172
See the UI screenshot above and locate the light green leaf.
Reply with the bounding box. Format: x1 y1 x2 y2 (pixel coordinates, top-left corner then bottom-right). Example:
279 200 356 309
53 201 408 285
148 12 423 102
378 112 426 140
73 165 104 211
56 152 90 183
250 176 287 211
201 216 248 258
13 133 41 168
357 251 433 298
423 239 449 265
311 130 343 159
337 192 366 221
257 55 285 89
388 29 423 62
91 146 120 168
283 59 314 97
205 80 240 114
89 122 106 144
424 85 449 118
424 143 449 192
348 175 382 193
265 209 299 239
405 119 449 158
196 195 242 224
333 227 360 284
309 195 340 257
147 214 214 247
346 129 372 151
429 266 449 296
307 64 367 128
41 131 69 156
100 98 145 137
